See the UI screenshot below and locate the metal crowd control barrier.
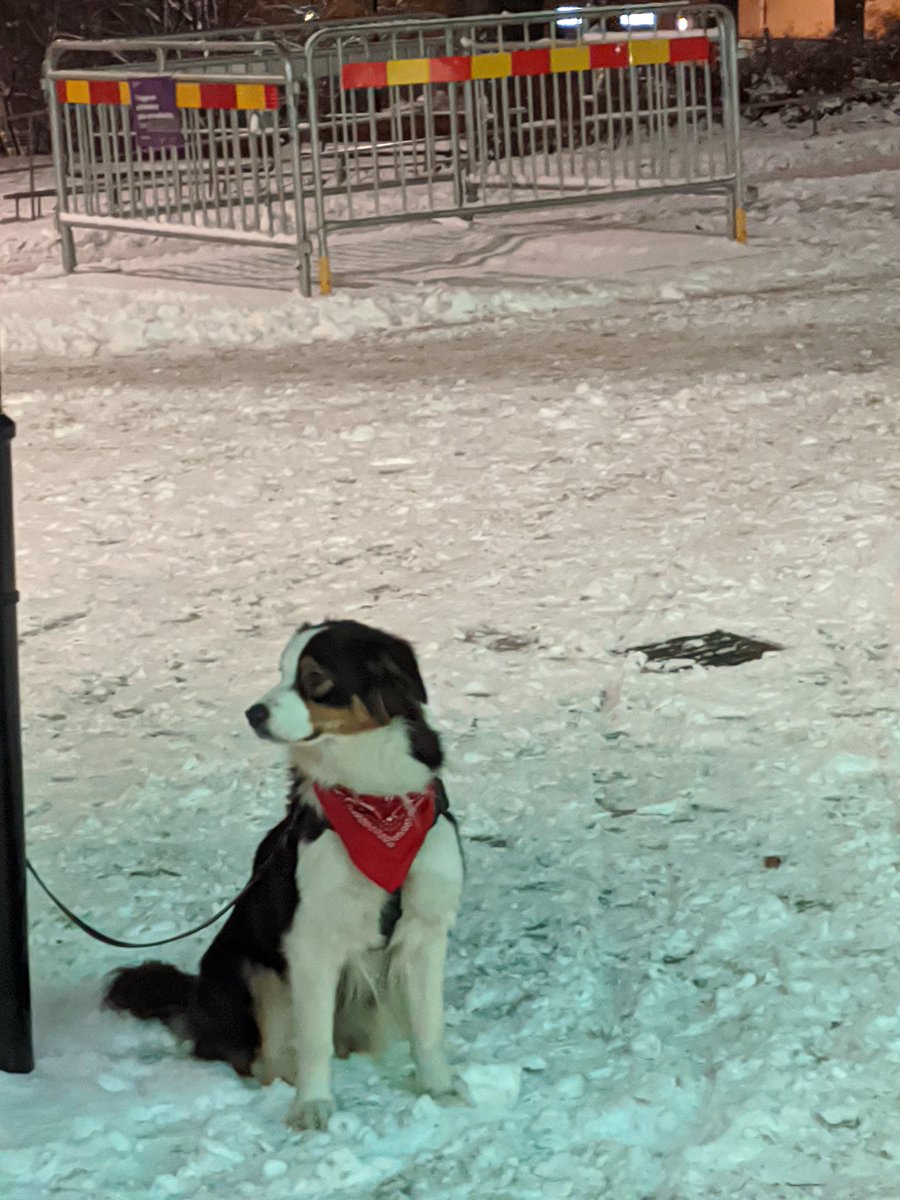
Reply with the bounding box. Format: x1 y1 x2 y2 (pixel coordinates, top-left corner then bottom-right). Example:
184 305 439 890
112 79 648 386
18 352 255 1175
45 5 743 296
305 3 744 292
45 32 314 294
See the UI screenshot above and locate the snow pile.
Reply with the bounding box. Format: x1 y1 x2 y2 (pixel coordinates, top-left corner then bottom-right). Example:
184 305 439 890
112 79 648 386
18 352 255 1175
0 272 614 362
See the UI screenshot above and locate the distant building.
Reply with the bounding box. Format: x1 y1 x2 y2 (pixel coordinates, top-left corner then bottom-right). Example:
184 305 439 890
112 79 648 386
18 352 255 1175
738 0 900 37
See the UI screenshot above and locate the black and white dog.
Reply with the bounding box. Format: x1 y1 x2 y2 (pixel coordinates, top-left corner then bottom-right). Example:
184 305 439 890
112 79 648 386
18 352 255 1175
105 620 463 1130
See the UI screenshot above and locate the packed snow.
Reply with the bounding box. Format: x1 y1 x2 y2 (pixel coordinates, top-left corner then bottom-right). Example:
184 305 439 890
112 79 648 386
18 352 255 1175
1 107 899 1200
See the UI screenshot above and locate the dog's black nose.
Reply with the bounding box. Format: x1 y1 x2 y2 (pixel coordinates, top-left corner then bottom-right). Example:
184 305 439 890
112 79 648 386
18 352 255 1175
245 703 270 731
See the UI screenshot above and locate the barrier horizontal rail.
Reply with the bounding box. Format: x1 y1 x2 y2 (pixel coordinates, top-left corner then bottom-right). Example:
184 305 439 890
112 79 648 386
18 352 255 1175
54 79 281 110
339 35 712 90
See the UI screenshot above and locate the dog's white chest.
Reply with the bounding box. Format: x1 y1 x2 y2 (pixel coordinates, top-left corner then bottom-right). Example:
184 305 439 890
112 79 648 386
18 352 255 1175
288 831 388 952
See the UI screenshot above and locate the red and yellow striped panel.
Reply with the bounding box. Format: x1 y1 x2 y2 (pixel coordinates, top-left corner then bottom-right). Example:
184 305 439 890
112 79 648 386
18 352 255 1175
341 36 709 90
55 79 131 106
55 79 280 110
669 35 712 63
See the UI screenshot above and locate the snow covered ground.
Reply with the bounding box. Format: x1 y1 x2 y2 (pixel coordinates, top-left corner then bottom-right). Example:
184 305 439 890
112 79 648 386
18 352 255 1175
1 107 899 1199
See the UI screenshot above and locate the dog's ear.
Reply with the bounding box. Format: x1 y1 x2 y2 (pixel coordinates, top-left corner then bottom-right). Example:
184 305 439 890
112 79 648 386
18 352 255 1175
365 637 428 723
364 638 442 770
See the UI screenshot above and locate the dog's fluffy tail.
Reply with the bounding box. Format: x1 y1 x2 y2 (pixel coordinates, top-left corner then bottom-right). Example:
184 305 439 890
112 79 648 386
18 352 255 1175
104 962 196 1033
104 960 260 1075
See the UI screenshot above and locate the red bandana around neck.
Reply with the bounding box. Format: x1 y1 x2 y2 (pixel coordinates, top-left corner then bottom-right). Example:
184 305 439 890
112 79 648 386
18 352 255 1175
313 781 437 893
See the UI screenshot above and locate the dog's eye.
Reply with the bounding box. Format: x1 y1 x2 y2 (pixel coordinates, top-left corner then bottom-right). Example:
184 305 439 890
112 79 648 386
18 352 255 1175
303 671 333 699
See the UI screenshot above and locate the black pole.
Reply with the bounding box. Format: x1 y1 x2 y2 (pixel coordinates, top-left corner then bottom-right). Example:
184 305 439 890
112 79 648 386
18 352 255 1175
0 398 34 1073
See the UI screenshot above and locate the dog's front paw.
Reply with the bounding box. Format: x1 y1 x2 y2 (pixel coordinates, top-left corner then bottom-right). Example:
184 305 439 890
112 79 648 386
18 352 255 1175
287 1096 336 1132
251 1058 276 1087
253 1056 298 1087
416 1054 454 1098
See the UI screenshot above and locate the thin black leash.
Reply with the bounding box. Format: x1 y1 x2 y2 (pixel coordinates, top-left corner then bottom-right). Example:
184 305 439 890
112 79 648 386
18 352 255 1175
24 811 300 949
25 857 254 949
25 778 444 949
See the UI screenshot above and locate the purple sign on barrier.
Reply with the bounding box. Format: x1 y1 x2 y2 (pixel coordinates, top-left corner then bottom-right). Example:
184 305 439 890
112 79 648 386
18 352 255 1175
130 78 184 152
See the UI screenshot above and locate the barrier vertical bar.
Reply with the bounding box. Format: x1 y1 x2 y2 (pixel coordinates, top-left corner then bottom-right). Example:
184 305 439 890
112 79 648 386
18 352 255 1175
717 6 746 241
420 28 436 209
78 105 97 215
45 54 77 272
282 51 312 297
304 37 331 294
337 42 358 215
446 26 464 209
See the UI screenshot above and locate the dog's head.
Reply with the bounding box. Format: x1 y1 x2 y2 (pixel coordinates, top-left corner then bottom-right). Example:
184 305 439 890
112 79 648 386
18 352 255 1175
245 620 441 770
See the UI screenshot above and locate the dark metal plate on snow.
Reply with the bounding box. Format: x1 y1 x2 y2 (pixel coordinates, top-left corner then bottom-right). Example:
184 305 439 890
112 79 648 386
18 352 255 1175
620 629 783 671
